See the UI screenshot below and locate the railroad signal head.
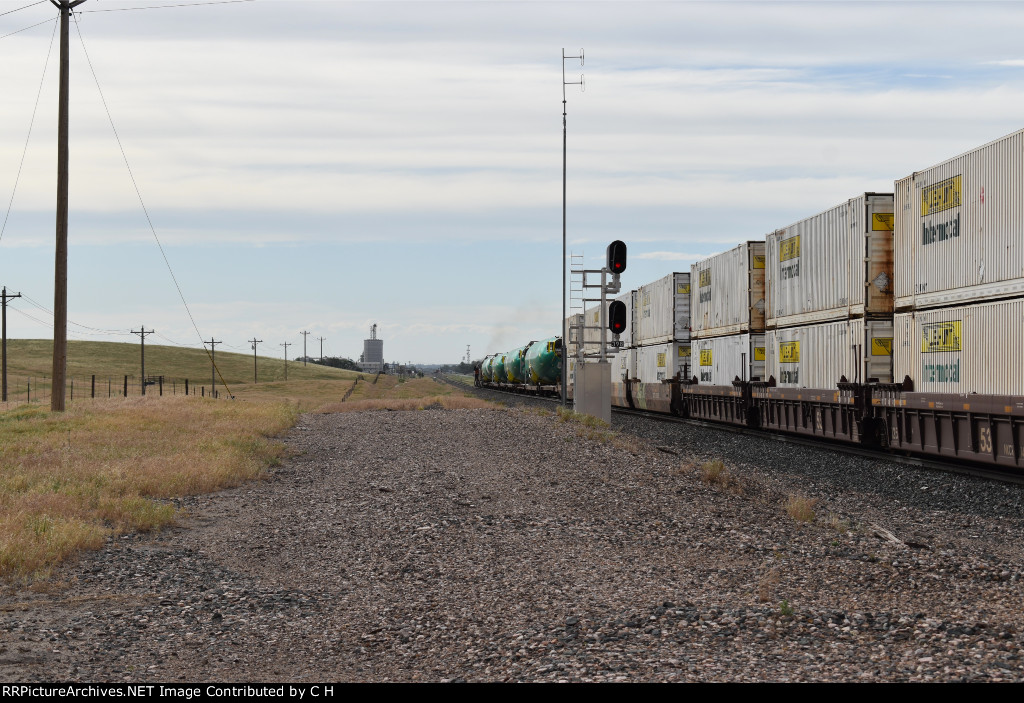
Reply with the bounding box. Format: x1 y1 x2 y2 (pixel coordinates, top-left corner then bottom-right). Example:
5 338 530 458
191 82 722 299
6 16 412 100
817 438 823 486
607 240 627 274
608 300 627 334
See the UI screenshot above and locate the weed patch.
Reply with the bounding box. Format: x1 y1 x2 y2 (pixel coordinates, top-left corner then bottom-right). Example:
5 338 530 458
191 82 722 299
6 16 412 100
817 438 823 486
784 494 818 523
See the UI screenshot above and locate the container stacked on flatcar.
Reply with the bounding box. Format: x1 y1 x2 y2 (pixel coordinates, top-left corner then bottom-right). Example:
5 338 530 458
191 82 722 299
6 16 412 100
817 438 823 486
874 129 1024 467
756 194 896 443
583 290 636 406
684 242 766 424
629 273 691 413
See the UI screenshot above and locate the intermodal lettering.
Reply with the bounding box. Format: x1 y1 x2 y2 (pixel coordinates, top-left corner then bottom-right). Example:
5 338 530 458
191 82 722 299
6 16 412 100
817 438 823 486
920 175 961 216
698 269 712 288
754 346 765 361
700 349 713 366
921 213 960 245
656 353 666 368
921 321 961 353
922 359 960 383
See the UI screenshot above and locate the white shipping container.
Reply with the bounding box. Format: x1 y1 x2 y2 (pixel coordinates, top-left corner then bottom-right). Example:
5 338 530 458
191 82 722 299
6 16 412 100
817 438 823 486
895 128 1024 310
609 347 636 383
634 273 691 345
692 334 766 385
766 193 894 327
635 342 692 383
691 242 766 339
584 291 634 348
894 298 1024 395
766 319 894 389
564 313 584 356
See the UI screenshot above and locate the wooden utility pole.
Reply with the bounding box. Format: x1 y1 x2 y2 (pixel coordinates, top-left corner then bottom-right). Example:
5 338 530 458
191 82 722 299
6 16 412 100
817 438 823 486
50 0 88 412
131 325 153 395
205 338 221 397
51 0 71 411
280 341 291 380
300 330 310 366
249 338 262 383
317 336 324 363
2 287 23 402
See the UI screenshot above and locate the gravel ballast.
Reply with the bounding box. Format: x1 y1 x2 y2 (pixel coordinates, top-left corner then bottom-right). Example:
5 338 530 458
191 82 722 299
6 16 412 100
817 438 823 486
3 405 1024 682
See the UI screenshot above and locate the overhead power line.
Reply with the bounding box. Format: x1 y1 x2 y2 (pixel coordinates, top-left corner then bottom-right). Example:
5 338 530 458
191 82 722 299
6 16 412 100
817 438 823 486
0 17 57 247
80 0 255 12
0 16 55 41
0 1 47 19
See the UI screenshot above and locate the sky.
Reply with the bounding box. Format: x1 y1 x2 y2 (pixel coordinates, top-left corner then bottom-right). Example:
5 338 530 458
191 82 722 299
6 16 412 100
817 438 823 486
2 0 1024 365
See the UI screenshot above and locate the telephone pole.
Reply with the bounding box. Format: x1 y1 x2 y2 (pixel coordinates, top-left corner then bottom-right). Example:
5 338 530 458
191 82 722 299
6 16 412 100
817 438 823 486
300 330 310 366
561 47 584 407
51 1 88 411
249 338 262 383
2 287 23 403
280 341 292 380
131 325 154 396
205 338 221 397
317 336 325 363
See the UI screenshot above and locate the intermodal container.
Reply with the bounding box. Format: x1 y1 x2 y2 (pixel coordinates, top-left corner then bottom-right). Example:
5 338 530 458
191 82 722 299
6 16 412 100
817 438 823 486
633 273 691 346
893 297 1024 395
895 128 1024 310
766 194 894 328
691 333 766 385
691 242 766 339
635 342 692 384
765 319 894 389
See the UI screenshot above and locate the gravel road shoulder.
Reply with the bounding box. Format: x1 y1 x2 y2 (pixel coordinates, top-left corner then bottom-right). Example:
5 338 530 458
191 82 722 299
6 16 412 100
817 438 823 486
3 406 1024 682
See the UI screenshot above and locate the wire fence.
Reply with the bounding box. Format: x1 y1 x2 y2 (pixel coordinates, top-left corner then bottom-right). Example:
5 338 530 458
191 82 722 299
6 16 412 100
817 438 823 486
0 374 226 409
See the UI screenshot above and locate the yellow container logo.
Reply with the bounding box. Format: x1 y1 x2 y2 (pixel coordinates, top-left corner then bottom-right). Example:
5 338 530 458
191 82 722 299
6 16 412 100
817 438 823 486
678 345 691 357
593 311 600 323
921 176 961 216
698 269 712 288
871 337 893 356
872 213 894 231
753 254 766 269
779 341 800 363
754 346 765 361
921 321 962 353
656 353 667 368
642 292 651 307
779 235 800 262
699 349 713 366
677 283 690 295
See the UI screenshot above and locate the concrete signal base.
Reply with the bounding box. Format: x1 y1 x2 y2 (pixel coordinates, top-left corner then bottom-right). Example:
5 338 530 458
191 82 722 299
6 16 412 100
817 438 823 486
574 361 611 425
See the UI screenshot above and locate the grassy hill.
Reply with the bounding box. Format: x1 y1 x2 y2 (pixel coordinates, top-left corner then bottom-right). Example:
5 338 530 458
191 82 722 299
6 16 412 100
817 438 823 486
1 339 360 388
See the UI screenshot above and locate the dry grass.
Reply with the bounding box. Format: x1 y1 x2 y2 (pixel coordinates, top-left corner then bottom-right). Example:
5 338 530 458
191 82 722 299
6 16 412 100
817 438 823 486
784 494 819 523
0 396 296 580
757 566 781 603
699 459 743 494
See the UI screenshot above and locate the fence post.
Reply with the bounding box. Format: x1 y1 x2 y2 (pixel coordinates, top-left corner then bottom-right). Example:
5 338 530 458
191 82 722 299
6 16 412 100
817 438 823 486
202 386 205 397
70 379 73 401
159 377 163 396
27 379 30 402
185 379 189 396
108 377 111 398
123 375 128 398
91 375 95 399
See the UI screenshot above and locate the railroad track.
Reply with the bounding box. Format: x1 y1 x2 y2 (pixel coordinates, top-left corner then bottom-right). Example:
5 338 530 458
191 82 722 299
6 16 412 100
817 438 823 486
441 374 1024 487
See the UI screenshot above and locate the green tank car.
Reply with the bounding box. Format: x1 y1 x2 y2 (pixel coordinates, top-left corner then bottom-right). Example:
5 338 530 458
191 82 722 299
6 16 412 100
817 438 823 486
505 344 531 384
492 354 507 383
525 336 562 385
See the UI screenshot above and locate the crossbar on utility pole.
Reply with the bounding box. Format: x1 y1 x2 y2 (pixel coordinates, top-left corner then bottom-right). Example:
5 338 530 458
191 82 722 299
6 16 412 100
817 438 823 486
249 338 262 383
131 325 154 396
280 341 291 381
2 287 23 403
205 338 221 397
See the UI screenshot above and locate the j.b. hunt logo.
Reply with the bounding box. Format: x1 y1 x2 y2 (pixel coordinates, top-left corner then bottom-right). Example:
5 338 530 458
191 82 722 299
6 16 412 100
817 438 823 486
698 269 712 303
779 234 800 280
921 175 961 246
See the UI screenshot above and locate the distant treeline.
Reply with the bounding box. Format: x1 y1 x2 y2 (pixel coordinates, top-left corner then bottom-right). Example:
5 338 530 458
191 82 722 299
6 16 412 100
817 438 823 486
311 357 362 371
439 360 483 374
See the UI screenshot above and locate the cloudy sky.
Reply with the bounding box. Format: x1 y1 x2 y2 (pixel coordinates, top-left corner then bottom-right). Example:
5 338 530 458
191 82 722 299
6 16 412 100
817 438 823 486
2 0 1024 365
